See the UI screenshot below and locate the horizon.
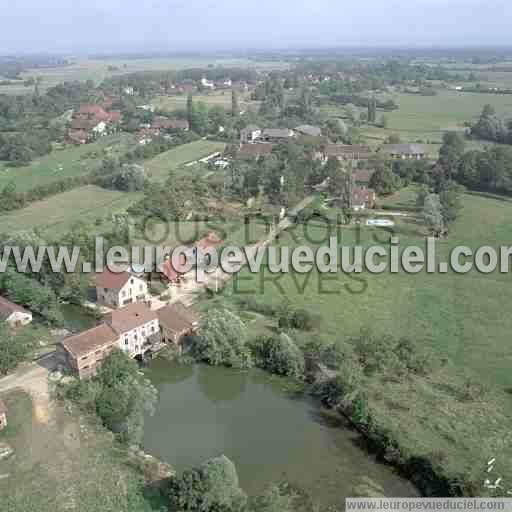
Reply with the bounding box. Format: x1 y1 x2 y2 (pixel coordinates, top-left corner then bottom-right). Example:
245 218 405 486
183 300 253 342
0 0 510 54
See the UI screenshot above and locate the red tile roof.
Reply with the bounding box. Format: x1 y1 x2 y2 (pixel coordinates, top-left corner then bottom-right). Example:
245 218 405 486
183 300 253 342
95 267 132 290
157 302 199 337
104 303 158 334
61 324 118 358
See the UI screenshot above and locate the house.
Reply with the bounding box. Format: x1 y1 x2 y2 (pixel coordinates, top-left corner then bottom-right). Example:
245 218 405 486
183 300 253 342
381 143 427 160
201 77 215 89
104 303 160 359
321 144 373 162
58 303 161 379
0 296 32 328
0 398 7 431
157 302 199 346
159 255 187 284
65 129 88 145
262 128 295 142
294 125 322 137
152 117 189 131
351 187 376 211
238 143 273 159
352 169 374 189
240 125 262 144
58 323 119 380
95 267 149 309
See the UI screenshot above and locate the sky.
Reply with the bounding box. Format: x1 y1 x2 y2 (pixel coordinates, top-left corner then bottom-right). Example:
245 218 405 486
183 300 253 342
0 0 511 54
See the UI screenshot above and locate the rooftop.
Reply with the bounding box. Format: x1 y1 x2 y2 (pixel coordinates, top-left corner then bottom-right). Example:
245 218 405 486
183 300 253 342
263 128 295 138
104 302 158 334
0 296 30 320
157 302 199 337
95 267 134 290
238 143 273 158
61 324 118 359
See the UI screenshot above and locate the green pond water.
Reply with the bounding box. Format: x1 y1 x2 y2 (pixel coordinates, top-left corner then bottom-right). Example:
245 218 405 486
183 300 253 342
143 360 419 506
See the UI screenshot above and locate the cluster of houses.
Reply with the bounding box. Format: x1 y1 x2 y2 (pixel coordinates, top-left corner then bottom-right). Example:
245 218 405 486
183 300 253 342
0 266 200 382
135 115 190 145
57 266 199 380
66 103 122 145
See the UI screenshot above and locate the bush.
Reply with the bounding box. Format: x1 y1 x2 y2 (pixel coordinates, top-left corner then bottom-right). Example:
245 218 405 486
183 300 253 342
192 309 253 369
252 333 305 379
278 306 318 331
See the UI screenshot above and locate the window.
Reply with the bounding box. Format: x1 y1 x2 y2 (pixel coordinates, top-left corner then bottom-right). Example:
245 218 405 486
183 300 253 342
83 365 90 370
131 279 134 285
81 356 88 361
122 290 126 297
151 326 155 333
125 339 129 345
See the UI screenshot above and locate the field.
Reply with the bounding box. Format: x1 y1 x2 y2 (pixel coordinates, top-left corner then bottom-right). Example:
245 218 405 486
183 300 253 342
145 140 226 181
0 185 141 236
152 90 258 113
323 88 512 152
0 134 135 192
229 189 512 390
0 57 289 95
215 189 512 484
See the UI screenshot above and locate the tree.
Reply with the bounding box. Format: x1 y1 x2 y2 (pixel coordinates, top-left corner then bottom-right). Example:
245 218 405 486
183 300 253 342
192 309 253 368
439 131 465 178
369 164 402 195
439 181 464 225
421 193 444 236
0 324 37 375
167 455 247 512
253 333 305 379
186 92 194 128
231 89 239 117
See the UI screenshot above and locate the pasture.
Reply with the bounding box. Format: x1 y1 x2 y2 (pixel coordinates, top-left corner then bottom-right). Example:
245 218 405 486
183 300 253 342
323 88 512 152
0 134 134 192
152 90 258 113
230 188 512 390
0 185 141 236
145 139 226 181
0 57 289 95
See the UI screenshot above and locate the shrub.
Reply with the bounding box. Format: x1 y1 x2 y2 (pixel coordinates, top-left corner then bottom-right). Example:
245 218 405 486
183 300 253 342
252 333 305 379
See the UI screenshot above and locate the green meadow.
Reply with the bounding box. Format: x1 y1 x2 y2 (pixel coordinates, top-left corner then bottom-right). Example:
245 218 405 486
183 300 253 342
0 134 135 192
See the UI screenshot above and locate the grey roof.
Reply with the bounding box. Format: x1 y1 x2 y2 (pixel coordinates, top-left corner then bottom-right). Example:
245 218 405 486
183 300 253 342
382 143 426 155
295 125 322 137
263 128 294 138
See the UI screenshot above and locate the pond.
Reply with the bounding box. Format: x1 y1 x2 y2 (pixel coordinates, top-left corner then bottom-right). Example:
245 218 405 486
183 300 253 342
143 360 419 506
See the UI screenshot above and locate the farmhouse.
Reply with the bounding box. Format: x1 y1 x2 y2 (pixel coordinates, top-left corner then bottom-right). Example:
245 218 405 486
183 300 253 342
104 303 160 359
321 144 373 162
351 187 376 211
240 124 262 144
59 303 161 379
381 143 427 160
67 104 121 144
238 143 273 159
262 128 295 142
58 323 119 380
0 296 32 328
157 302 199 346
95 267 149 309
152 117 189 131
0 398 7 431
294 125 322 137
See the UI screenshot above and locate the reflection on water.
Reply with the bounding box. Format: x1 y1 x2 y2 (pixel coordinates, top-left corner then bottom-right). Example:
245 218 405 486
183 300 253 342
143 361 418 506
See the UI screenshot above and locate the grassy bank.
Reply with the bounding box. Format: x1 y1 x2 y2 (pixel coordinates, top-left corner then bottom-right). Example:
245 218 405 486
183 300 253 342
216 188 512 494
